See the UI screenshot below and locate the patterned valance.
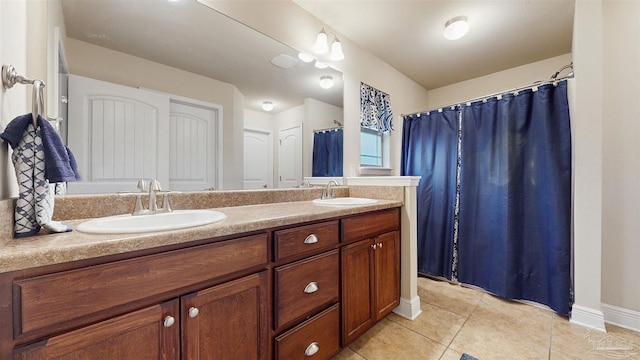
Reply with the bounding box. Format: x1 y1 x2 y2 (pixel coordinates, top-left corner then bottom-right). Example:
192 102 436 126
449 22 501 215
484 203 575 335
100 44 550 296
360 82 394 132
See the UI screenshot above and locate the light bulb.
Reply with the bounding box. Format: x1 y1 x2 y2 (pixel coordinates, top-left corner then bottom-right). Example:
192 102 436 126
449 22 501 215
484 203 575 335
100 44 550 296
298 53 314 63
330 38 344 61
314 28 329 54
315 61 328 69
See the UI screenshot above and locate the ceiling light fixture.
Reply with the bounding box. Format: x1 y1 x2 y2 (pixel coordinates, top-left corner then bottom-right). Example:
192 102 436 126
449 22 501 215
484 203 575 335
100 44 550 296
314 28 345 61
298 53 314 63
319 76 334 89
443 16 469 40
262 101 274 111
315 61 328 69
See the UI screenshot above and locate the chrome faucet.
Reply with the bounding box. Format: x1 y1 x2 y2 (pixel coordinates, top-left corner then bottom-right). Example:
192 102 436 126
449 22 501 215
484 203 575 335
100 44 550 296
322 179 339 199
129 179 175 216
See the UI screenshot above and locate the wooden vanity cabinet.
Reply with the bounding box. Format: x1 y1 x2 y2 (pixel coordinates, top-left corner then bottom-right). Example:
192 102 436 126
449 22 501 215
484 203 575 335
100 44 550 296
6 232 270 360
341 209 400 346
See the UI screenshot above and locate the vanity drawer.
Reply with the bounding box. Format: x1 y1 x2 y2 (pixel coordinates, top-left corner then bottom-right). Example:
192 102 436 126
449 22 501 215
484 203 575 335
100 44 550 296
342 208 400 244
274 250 339 330
274 303 340 360
14 233 269 337
274 220 339 263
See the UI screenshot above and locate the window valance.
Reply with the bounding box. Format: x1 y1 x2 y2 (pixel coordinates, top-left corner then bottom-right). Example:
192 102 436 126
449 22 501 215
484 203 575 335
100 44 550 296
360 82 394 132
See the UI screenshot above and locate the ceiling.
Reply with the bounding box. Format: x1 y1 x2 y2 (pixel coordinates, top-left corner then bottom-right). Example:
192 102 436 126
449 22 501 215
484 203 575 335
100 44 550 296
295 0 575 90
61 0 575 112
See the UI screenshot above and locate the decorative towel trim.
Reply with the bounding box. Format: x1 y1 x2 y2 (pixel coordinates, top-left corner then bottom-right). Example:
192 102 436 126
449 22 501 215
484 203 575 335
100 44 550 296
11 123 71 238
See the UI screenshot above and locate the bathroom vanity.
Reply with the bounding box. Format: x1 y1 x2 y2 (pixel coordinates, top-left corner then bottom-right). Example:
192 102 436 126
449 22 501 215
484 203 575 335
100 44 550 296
0 196 401 360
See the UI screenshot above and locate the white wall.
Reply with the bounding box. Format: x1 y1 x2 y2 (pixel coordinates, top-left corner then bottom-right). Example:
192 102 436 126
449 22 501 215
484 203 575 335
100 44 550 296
427 53 573 108
0 1 47 200
65 38 245 189
601 0 640 315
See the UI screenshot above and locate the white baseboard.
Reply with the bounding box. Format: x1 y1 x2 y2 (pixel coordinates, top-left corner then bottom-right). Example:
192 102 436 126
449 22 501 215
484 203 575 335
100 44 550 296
393 296 422 320
602 303 640 332
571 304 606 332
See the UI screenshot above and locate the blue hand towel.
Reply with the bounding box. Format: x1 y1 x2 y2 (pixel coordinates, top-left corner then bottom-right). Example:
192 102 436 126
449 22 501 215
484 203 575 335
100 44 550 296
1 114 80 238
1 114 80 182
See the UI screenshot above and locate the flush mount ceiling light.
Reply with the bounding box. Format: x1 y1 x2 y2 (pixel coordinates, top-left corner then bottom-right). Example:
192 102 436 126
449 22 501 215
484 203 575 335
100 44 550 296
319 76 334 89
262 101 274 111
443 16 469 40
314 28 345 61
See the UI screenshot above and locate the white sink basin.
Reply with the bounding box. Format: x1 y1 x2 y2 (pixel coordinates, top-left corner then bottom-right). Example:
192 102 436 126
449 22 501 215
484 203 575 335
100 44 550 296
312 197 378 206
77 209 227 234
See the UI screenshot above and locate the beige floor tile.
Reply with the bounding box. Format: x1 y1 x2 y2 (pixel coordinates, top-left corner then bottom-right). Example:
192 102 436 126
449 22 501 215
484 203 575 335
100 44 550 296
349 318 447 360
468 293 553 348
549 349 581 359
447 295 551 359
386 302 466 346
417 277 483 317
439 348 465 360
551 315 615 360
331 347 366 360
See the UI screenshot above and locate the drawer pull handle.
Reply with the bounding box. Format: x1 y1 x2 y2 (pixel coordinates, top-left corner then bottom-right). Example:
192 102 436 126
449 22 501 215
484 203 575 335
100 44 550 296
304 234 319 244
163 316 175 328
305 342 320 356
188 307 199 318
304 282 319 294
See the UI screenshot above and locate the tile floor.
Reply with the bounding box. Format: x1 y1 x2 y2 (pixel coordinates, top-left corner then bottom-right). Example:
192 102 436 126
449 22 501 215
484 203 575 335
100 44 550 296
332 276 640 360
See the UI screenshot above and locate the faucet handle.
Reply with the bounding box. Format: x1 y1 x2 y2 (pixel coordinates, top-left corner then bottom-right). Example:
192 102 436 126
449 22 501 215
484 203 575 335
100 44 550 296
150 179 162 191
137 179 148 192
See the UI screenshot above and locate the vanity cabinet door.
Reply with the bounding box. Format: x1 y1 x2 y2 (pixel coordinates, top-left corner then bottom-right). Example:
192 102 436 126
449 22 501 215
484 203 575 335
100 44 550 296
13 300 179 360
181 271 269 360
341 231 400 346
341 239 375 346
374 231 400 321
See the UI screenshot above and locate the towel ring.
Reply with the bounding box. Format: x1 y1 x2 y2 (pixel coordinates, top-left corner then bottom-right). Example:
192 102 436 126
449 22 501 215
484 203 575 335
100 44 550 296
1 64 46 128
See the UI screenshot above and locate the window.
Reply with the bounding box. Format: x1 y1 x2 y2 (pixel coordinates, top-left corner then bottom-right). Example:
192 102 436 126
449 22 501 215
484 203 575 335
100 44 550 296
360 126 383 166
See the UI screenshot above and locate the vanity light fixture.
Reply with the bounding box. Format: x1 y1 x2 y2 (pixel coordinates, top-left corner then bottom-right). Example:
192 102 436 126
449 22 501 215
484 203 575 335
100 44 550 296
315 61 328 69
298 53 314 63
314 28 345 61
262 101 274 111
319 76 334 89
443 16 469 40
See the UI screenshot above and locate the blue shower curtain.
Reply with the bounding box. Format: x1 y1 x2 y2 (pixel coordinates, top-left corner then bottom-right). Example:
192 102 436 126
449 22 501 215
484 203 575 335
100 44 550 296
401 109 459 278
312 129 343 177
402 82 572 315
457 82 572 315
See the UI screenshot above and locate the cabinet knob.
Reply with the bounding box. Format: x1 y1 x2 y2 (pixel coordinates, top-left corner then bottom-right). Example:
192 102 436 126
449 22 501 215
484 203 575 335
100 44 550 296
378 242 383 248
188 307 199 318
371 244 377 249
304 281 319 294
304 234 319 244
304 342 320 357
163 316 175 328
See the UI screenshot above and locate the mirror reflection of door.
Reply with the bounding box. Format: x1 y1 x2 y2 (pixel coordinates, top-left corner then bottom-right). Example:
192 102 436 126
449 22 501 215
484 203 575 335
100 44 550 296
278 124 302 188
243 128 273 189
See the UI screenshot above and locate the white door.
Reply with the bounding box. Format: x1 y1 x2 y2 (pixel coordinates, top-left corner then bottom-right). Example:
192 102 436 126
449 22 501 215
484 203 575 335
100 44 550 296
278 124 302 188
169 100 219 191
243 128 272 189
67 75 170 193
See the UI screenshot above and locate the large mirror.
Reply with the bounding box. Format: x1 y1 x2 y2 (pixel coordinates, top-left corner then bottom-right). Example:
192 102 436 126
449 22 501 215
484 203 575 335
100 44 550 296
53 0 343 193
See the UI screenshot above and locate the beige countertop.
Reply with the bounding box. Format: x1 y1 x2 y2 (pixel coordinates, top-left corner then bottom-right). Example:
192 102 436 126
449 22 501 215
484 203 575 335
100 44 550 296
0 199 401 274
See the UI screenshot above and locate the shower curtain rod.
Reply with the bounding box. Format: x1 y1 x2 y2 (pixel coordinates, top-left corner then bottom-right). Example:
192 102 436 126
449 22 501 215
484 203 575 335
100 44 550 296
313 126 343 133
402 69 574 118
